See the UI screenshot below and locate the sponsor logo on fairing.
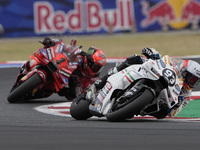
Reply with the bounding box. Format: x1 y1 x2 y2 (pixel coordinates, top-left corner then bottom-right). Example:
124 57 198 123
159 60 166 68
61 76 68 84
46 48 52 60
175 84 181 93
59 70 70 78
68 62 79 65
59 44 64 53
173 89 179 96
151 67 161 77
97 81 112 102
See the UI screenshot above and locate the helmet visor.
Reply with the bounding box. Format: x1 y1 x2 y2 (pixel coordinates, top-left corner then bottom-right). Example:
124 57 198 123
185 71 200 88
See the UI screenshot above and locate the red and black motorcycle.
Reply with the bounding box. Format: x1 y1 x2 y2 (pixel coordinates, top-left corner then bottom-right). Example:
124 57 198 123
7 39 97 103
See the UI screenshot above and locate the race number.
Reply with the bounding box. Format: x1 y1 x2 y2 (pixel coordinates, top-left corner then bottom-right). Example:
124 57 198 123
162 69 176 86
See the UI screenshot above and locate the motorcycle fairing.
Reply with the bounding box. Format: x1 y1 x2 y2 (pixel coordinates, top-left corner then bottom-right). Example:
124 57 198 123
89 56 183 116
13 40 81 98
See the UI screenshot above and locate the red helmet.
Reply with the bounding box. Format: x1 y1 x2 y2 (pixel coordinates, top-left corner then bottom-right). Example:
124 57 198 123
180 60 200 90
84 47 106 75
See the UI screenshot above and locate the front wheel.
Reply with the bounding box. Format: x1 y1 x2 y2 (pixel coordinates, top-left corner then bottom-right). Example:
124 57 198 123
70 94 92 120
7 73 43 103
106 88 154 122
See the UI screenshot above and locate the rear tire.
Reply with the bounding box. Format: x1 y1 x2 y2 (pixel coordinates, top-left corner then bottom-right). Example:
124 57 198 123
70 94 92 120
106 88 154 122
7 73 43 103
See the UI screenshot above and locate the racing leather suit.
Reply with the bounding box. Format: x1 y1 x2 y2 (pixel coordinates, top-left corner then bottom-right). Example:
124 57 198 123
95 47 160 90
94 55 144 90
169 85 192 117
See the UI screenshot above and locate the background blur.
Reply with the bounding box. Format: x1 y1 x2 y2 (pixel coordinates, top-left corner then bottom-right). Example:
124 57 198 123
1 0 200 37
1 0 200 61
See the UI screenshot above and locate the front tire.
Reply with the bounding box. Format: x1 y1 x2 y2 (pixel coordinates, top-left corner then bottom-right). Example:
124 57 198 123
106 88 154 122
70 94 92 120
7 73 43 103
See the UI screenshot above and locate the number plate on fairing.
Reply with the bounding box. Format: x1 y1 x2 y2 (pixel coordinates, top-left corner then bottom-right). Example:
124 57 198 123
162 68 176 87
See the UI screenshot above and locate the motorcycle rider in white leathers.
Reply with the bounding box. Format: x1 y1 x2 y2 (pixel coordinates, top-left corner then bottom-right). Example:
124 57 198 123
94 47 200 117
168 59 200 117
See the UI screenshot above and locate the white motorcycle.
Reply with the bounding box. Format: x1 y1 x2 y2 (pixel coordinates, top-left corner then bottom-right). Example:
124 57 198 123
70 55 183 122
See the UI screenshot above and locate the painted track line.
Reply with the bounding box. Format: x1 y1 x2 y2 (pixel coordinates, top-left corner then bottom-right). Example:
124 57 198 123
34 102 72 117
34 102 200 122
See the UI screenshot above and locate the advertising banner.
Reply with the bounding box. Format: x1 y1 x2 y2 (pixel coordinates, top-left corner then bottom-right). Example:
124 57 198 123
135 0 200 32
0 0 200 37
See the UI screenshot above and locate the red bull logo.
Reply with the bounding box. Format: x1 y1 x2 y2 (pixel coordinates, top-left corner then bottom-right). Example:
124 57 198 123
34 0 135 34
141 0 200 30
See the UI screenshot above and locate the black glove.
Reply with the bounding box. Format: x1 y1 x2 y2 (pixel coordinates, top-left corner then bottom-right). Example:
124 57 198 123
142 47 154 59
42 37 55 48
142 47 161 60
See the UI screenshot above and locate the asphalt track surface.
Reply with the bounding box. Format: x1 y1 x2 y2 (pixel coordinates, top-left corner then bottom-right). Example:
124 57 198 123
1 63 200 150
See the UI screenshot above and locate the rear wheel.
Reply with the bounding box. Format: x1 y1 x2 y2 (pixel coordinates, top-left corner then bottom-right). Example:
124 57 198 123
7 73 43 103
106 88 154 122
70 94 92 120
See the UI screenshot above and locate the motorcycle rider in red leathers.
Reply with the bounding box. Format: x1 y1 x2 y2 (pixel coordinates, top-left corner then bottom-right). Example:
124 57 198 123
41 37 106 100
92 47 200 118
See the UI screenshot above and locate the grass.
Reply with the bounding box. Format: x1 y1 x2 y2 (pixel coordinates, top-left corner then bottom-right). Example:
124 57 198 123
1 30 200 62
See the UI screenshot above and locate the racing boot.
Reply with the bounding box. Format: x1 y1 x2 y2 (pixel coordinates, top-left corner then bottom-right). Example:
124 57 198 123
85 84 96 101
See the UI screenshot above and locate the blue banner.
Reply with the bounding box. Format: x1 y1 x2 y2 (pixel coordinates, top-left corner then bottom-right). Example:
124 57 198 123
0 0 200 37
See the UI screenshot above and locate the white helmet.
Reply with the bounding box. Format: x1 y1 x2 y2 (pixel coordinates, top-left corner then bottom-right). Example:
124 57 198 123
180 60 200 89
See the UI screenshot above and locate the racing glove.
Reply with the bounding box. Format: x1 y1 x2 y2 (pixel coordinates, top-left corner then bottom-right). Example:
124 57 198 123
42 37 55 48
142 47 161 60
